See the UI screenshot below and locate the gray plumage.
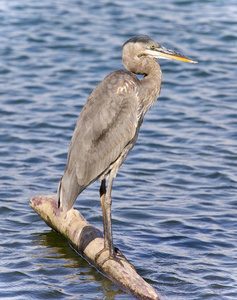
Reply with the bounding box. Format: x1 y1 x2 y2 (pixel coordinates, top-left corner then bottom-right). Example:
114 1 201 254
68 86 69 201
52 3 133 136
57 36 196 261
58 36 162 211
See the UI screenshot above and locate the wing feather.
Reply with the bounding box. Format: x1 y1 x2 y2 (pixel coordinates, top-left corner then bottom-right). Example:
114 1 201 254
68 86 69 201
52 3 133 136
65 70 140 187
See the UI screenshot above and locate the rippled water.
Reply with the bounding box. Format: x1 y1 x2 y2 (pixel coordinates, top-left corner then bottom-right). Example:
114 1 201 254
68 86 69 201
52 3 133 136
1 0 237 299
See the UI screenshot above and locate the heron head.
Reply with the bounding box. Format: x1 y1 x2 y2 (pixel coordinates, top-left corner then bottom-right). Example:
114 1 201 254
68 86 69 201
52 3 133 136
123 36 197 64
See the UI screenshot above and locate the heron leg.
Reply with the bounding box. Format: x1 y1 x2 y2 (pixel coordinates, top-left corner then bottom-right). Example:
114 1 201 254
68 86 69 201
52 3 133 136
95 176 119 267
96 175 133 269
99 179 110 249
104 175 115 258
99 178 115 256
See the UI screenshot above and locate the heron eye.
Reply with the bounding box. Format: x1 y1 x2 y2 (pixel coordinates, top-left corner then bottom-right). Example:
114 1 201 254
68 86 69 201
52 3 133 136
150 45 155 50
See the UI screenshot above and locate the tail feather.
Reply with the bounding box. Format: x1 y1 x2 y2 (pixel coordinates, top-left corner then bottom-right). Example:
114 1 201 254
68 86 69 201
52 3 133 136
57 171 83 212
57 177 63 208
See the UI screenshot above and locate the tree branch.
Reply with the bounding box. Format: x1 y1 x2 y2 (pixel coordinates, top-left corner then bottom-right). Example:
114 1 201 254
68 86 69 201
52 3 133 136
30 194 160 300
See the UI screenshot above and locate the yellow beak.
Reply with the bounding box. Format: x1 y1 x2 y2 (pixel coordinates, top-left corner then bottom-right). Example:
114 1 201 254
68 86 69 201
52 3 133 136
145 45 197 63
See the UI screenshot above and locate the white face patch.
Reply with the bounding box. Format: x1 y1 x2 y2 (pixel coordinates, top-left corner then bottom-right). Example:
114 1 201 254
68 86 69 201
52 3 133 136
144 49 170 60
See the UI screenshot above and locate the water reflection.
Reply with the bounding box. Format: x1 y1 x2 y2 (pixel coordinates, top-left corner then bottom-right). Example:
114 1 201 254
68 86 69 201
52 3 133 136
33 230 126 299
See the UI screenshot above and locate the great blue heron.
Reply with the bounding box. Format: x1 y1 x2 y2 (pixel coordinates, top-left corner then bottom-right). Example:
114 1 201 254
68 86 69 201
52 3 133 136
58 36 196 265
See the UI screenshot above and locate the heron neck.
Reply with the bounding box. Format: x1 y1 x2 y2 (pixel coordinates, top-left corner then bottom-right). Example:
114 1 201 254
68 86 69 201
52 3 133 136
124 55 161 93
123 54 162 114
138 57 162 110
140 57 162 90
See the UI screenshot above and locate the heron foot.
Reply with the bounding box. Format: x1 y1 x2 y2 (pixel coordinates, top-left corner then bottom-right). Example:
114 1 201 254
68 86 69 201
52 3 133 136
95 246 125 268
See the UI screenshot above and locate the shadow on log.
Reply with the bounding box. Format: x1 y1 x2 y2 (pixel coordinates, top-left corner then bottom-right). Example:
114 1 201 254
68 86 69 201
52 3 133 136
30 194 160 300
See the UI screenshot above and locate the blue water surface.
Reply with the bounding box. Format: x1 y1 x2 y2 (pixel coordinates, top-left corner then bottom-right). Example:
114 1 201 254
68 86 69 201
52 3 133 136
0 0 237 299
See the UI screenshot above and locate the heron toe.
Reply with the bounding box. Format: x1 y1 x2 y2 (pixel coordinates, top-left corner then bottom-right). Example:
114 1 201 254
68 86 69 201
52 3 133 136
95 246 124 268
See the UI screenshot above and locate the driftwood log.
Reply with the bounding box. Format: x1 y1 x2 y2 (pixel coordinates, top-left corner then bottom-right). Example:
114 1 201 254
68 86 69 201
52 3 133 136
30 194 160 299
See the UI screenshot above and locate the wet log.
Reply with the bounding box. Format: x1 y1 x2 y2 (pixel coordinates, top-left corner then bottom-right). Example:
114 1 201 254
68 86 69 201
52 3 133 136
30 194 160 300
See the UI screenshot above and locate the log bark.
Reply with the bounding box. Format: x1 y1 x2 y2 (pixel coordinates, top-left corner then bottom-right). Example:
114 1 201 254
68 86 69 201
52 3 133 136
30 194 160 300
